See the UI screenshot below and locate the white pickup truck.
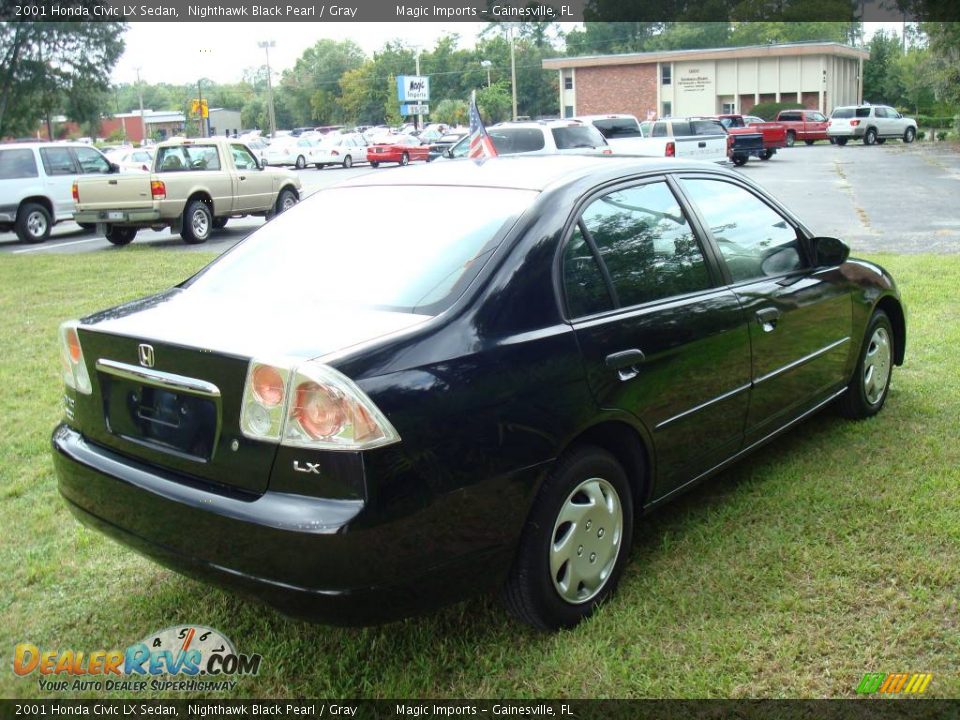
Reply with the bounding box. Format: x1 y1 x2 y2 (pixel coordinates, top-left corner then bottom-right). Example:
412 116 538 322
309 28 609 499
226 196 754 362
73 137 301 245
575 114 728 163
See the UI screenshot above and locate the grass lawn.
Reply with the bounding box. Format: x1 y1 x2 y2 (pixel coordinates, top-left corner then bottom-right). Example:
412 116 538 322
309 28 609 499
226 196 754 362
1 249 957 699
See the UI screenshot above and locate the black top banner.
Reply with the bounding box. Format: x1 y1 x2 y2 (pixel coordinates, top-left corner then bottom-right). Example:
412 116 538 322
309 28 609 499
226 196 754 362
1 0 958 22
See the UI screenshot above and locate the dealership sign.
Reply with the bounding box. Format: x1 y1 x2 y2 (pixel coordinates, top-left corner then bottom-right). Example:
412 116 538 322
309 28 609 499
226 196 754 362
397 75 430 102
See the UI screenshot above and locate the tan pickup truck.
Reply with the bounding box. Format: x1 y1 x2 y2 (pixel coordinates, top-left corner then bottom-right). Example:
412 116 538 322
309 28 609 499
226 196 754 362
73 137 302 245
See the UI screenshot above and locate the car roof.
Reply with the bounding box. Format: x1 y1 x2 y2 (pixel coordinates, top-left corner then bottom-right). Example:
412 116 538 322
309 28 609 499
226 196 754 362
0 141 89 149
334 154 728 192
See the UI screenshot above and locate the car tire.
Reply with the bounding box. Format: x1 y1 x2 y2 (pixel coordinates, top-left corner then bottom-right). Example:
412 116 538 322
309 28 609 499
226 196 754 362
180 200 212 244
15 202 51 244
295 155 306 169
804 140 815 146
370 161 380 168
315 163 324 170
343 155 353 169
502 445 634 631
212 217 228 230
731 154 748 166
786 130 796 147
876 138 887 145
904 127 916 143
836 138 848 146
837 310 895 420
274 188 298 216
104 226 137 246
759 149 773 161
400 152 409 166
864 128 878 146
77 222 96 232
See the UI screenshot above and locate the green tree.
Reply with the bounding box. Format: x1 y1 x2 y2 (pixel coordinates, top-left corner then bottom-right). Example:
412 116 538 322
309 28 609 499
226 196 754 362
0 20 126 138
476 82 513 123
894 48 937 115
863 30 905 105
432 98 469 125
280 39 365 125
921 22 960 125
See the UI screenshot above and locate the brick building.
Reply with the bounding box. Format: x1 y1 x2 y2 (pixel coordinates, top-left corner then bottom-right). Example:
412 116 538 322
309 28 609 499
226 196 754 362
543 42 870 120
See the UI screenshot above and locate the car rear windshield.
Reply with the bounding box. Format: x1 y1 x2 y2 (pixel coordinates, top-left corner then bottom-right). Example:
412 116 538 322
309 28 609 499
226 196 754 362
185 186 538 315
156 145 221 172
552 126 605 149
589 118 642 139
0 148 38 179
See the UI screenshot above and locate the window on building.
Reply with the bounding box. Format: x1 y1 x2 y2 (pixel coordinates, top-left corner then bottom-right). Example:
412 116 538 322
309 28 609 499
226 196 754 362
661 101 672 118
563 105 575 119
661 65 672 85
564 75 573 90
721 101 736 114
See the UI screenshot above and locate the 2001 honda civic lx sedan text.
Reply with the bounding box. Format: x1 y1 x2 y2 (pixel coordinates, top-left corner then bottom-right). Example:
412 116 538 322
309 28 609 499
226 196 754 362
53 156 905 630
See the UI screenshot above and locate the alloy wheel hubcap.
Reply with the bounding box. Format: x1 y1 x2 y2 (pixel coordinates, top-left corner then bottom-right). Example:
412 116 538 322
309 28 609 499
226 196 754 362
27 211 47 237
863 327 891 405
550 477 623 604
282 195 296 210
192 209 209 237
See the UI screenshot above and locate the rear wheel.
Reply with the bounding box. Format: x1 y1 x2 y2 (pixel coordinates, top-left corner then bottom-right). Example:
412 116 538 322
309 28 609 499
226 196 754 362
838 310 894 419
863 128 878 146
400 152 409 166
15 202 51 243
903 127 916 143
759 149 774 161
785 130 796 147
370 161 380 168
876 138 887 145
835 137 848 146
503 446 634 631
180 200 212 244
342 155 353 169
104 226 137 246
295 155 306 169
315 163 325 170
731 154 748 166
212 217 228 230
804 140 815 146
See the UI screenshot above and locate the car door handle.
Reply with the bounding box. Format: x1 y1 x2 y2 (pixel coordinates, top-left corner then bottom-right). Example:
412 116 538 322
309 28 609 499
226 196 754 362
239 176 246 181
756 307 782 332
605 349 646 381
698 141 707 148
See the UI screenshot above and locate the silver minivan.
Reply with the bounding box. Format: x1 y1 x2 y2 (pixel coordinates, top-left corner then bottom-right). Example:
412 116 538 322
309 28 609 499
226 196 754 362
0 142 114 243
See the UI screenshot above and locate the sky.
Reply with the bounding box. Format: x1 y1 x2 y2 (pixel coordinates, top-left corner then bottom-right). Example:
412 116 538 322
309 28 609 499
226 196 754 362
112 22 904 88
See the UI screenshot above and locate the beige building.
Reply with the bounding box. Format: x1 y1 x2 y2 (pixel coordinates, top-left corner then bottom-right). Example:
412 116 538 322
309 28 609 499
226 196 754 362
543 42 870 120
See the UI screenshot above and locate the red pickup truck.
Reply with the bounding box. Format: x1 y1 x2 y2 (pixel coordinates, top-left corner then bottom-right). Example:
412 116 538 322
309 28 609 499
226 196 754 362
774 109 830 145
715 114 788 161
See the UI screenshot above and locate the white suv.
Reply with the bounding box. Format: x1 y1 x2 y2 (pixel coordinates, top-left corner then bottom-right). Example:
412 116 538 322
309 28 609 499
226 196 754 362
0 141 114 243
827 105 918 146
444 120 610 159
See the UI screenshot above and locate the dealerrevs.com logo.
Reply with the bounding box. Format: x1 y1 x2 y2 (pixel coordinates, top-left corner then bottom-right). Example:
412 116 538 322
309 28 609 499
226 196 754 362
13 626 262 693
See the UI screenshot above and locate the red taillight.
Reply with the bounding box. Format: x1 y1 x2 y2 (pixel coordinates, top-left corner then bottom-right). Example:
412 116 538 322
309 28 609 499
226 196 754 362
252 365 285 407
141 164 149 171
331 150 339 156
602 148 612 155
72 181 79 202
665 141 675 158
293 382 346 440
66 327 82 363
850 120 860 127
150 180 166 200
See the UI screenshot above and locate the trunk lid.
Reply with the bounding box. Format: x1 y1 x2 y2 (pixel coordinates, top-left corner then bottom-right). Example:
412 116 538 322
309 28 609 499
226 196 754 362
74 174 154 211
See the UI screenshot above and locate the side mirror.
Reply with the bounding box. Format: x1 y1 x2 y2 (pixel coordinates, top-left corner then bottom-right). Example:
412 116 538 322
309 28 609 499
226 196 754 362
811 236 850 267
109 162 120 174
443 148 453 159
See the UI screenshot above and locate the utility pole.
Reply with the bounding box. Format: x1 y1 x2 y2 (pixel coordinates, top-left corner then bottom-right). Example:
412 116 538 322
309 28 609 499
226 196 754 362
135 67 146 145
481 60 492 88
415 49 423 130
258 41 277 137
509 25 518 121
197 79 205 137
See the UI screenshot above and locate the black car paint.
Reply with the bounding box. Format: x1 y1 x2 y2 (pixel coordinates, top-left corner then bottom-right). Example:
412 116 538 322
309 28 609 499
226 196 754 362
52 156 905 623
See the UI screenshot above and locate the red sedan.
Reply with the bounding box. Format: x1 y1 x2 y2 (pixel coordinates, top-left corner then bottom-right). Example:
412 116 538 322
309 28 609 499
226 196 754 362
366 135 430 167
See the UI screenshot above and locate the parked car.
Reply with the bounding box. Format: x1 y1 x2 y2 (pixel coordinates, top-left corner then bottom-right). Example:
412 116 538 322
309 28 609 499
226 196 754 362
264 137 320 169
444 120 610 160
104 146 155 173
367 134 430 167
53 155 905 630
73 137 301 245
313 133 368 169
574 114 706 160
638 118 732 164
714 114 787 162
0 141 114 243
426 132 467 162
775 109 830 145
827 105 918 146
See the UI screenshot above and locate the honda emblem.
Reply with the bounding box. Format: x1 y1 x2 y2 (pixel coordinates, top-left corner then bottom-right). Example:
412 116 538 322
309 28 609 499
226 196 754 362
138 344 155 368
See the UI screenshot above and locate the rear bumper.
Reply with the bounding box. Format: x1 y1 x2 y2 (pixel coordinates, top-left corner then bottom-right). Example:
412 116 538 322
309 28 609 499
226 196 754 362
52 423 513 624
827 126 864 139
74 208 162 225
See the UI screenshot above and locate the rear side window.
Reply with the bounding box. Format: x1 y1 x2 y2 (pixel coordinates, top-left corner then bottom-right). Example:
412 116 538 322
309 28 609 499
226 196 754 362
692 120 725 136
577 181 711 308
552 125 605 149
832 108 854 118
779 111 801 121
0 149 38 179
856 107 872 118
667 121 693 136
563 226 614 317
39 147 77 176
156 145 221 172
589 118 642 139
489 129 545 154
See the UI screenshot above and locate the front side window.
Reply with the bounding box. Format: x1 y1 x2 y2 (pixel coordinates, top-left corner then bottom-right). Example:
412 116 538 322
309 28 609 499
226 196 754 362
680 179 805 283
231 144 258 170
578 181 711 307
39 147 76 176
810 112 827 122
0 149 38 179
74 147 111 174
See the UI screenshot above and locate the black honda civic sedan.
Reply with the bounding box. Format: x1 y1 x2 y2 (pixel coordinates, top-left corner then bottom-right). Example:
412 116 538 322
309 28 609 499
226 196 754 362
53 156 905 630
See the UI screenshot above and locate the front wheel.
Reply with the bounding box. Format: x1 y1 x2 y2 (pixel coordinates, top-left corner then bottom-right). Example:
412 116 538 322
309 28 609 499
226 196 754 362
503 446 634 631
399 152 409 166
903 127 916 143
785 130 796 147
180 200 212 244
837 310 895 420
295 155 306 169
369 161 380 168
876 138 887 145
804 140 815 146
274 187 298 216
315 163 325 170
835 137 848 146
731 154 748 166
104 226 137 246
759 149 774 161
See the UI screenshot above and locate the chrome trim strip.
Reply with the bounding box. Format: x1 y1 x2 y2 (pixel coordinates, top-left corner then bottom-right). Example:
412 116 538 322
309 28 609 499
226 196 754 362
655 382 752 431
95 359 221 398
753 336 850 386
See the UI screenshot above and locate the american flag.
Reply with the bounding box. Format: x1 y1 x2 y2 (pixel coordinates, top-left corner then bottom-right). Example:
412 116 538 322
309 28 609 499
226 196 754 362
468 91 498 160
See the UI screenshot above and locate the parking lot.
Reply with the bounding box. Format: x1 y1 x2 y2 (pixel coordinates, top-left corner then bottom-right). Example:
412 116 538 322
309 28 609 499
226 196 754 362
2 140 959 256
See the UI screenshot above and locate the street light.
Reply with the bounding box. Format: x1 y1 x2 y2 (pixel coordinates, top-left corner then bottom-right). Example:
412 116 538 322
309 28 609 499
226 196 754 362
258 40 277 137
480 60 492 88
